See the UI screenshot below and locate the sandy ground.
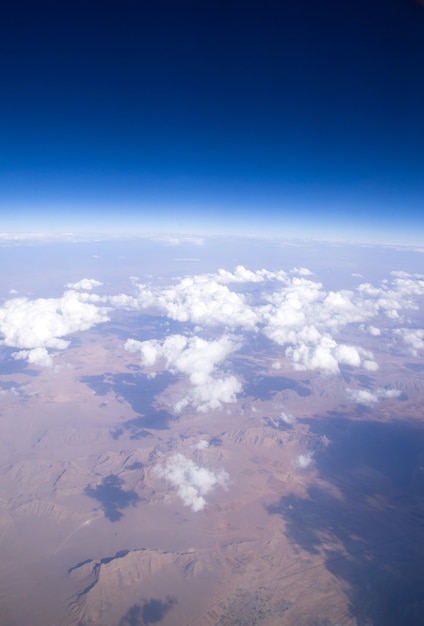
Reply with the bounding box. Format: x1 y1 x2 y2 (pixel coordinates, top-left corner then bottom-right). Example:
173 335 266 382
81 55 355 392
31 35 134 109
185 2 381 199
1 327 424 626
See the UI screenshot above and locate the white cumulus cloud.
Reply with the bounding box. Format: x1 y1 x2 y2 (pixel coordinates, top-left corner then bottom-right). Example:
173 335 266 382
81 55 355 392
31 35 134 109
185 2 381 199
346 387 402 405
5 265 423 380
65 278 103 290
215 265 289 284
12 347 54 367
154 453 228 511
0 289 110 366
294 454 313 469
125 334 242 412
258 276 383 373
135 275 258 329
394 328 424 356
130 267 424 375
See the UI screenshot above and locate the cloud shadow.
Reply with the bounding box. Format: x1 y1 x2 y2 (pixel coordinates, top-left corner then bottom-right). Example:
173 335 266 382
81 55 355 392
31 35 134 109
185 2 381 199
266 413 424 625
118 596 177 625
242 374 311 401
0 347 39 376
84 474 140 522
80 371 177 433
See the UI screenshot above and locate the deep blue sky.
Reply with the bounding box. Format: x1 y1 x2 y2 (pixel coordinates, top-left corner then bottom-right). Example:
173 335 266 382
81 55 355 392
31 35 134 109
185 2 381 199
1 0 424 242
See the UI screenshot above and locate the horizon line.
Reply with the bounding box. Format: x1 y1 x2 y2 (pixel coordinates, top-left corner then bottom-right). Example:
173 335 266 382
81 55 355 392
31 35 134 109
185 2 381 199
0 230 423 250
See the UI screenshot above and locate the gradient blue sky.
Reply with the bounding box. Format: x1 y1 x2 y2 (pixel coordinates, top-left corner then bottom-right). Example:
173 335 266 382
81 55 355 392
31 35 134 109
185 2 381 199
1 0 424 242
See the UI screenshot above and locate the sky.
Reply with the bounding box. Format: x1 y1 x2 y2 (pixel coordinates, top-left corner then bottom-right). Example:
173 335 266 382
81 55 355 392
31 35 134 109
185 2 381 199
1 0 424 243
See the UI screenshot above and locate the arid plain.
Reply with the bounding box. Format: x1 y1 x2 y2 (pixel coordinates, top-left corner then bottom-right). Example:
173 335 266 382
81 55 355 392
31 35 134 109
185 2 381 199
0 238 424 625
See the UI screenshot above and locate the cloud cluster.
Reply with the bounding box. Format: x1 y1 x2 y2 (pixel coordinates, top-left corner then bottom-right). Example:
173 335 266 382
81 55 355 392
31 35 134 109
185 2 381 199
136 275 258 329
357 271 424 320
154 453 228 511
260 278 380 373
2 266 423 383
0 276 142 366
215 265 289 284
125 334 241 412
394 328 424 356
0 289 110 366
130 266 424 376
346 387 402 405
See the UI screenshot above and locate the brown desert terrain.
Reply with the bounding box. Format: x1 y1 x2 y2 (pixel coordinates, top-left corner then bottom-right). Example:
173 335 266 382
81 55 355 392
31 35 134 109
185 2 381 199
1 319 423 626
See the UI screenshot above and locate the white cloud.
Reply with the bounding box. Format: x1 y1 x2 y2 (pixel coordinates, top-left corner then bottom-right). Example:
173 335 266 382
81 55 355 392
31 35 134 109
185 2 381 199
133 265 294 330
125 334 242 412
65 278 103 290
346 387 402 405
357 273 424 320
130 266 424 375
0 232 50 242
12 347 54 367
346 388 379 404
215 265 289 284
0 290 110 366
106 293 140 309
257 274 407 372
192 439 209 450
175 375 242 413
136 275 258 329
4 264 423 380
390 270 424 288
290 267 313 276
294 454 313 469
394 328 424 356
265 412 296 428
152 236 204 246
280 411 296 425
285 335 377 374
154 453 228 511
380 388 403 399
